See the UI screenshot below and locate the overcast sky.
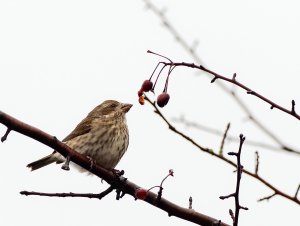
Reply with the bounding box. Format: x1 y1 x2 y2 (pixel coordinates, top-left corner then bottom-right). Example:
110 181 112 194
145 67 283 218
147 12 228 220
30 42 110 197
1 1 299 226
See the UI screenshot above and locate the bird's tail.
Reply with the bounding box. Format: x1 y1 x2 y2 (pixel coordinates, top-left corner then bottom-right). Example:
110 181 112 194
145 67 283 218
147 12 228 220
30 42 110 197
27 154 56 171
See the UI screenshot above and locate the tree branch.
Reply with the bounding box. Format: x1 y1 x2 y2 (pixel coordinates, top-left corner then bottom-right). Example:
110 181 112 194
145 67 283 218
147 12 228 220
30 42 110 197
147 54 300 121
172 116 300 155
143 0 300 156
220 134 249 226
144 96 300 206
20 186 114 199
0 110 230 226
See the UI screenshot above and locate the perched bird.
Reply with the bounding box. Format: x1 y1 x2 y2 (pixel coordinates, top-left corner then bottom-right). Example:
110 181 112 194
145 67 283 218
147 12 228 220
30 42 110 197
27 100 132 171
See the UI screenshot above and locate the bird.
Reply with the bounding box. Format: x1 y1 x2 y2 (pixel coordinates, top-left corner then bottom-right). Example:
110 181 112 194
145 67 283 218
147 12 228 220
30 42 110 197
27 100 132 171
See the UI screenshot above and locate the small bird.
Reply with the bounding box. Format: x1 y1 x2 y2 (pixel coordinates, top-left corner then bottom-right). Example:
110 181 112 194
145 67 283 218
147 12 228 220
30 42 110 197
27 100 132 171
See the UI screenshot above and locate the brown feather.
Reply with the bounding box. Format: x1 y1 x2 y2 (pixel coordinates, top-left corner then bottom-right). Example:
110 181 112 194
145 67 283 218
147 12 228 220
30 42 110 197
62 116 94 142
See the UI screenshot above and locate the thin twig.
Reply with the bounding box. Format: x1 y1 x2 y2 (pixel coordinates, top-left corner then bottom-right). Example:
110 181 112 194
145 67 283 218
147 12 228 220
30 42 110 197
144 96 300 206
220 134 248 226
1 128 11 142
258 193 277 202
219 123 230 156
255 151 259 175
295 184 300 199
20 186 114 199
173 116 300 154
189 196 193 209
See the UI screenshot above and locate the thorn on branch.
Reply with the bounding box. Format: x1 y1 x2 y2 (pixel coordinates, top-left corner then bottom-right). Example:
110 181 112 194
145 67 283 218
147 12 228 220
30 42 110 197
295 184 300 199
232 73 237 80
257 193 277 202
211 77 218 83
229 209 234 222
219 193 235 200
240 205 249 210
270 105 274 109
255 151 259 175
157 187 163 201
291 100 296 114
189 196 193 209
61 155 71 171
246 90 255 95
1 128 11 142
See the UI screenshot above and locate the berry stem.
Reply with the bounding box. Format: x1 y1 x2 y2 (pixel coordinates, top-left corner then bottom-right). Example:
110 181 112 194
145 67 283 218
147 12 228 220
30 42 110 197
149 62 163 81
147 50 173 63
152 64 167 91
163 65 176 92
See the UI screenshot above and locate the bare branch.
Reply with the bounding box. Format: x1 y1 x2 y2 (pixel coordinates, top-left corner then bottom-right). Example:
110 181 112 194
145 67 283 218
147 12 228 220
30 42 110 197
220 134 248 226
20 186 114 199
219 123 230 156
0 110 230 226
258 193 277 202
147 53 300 121
144 0 300 156
144 96 300 206
173 116 296 154
295 184 300 199
255 151 259 175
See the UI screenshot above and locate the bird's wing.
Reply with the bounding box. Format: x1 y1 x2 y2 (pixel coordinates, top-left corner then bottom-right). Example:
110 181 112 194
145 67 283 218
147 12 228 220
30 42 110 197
62 116 94 142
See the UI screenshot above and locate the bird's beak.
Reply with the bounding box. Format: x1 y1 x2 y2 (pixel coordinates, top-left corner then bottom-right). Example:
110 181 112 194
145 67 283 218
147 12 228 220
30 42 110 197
121 103 133 113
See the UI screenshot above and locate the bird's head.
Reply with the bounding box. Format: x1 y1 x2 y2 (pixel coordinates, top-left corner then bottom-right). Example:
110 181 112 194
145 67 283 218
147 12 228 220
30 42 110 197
90 100 132 119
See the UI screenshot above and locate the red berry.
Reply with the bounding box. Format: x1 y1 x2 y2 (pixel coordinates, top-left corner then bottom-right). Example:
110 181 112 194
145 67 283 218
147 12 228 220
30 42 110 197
139 95 145 105
135 188 148 200
141 80 153 92
138 89 143 97
157 92 170 108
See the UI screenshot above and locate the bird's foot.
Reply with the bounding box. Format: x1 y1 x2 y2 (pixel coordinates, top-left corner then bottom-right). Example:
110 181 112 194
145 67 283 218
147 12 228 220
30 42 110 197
111 169 127 200
61 155 71 171
86 156 95 171
112 169 125 177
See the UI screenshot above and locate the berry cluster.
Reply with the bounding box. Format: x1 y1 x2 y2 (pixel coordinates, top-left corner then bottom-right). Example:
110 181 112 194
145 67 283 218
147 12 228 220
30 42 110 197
138 80 170 107
138 50 175 108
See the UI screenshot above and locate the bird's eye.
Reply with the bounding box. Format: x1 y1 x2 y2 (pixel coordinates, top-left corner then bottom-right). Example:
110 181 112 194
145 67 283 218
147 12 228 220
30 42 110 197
109 103 118 108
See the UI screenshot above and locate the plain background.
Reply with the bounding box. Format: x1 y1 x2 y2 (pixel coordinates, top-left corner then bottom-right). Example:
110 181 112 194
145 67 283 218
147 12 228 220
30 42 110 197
0 1 299 226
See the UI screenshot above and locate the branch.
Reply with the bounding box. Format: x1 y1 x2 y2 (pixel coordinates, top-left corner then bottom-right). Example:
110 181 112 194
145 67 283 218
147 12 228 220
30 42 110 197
143 0 300 156
0 110 230 226
144 96 300 206
254 151 259 175
147 55 300 121
220 134 249 226
20 186 114 199
172 116 300 156
257 193 277 202
219 123 230 156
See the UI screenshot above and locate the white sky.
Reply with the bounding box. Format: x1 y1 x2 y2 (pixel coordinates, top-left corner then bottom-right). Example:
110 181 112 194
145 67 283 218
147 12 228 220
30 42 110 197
0 1 299 226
